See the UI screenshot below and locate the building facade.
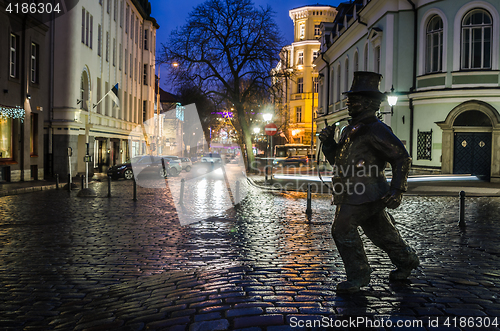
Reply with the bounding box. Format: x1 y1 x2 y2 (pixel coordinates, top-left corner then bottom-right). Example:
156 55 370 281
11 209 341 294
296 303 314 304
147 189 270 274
315 0 500 181
274 6 337 149
47 0 158 177
0 1 48 182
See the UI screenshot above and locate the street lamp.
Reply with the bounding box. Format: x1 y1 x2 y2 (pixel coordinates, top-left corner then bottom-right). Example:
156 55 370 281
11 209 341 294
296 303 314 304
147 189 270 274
379 85 398 117
387 85 398 115
263 113 272 122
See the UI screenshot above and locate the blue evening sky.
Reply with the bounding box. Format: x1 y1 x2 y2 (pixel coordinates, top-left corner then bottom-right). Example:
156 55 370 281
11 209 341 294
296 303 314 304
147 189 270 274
149 0 344 54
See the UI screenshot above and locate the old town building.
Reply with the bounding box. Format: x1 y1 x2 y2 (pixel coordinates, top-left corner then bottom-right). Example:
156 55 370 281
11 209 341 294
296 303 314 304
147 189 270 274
315 0 500 181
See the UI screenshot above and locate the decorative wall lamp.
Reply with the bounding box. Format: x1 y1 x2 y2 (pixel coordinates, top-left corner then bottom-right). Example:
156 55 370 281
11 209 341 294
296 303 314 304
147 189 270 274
379 85 398 116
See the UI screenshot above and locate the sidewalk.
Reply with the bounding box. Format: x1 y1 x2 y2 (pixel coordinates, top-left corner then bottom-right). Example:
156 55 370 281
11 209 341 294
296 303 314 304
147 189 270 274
248 173 500 197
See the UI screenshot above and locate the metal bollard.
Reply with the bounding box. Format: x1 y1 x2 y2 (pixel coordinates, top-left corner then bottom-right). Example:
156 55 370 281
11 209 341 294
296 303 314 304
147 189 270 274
81 174 85 188
133 179 137 201
306 183 312 218
235 181 240 204
107 175 111 197
56 174 59 190
179 178 185 204
68 174 71 192
459 190 466 228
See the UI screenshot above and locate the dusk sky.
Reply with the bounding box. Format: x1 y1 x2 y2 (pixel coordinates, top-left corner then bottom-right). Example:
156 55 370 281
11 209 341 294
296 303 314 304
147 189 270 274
149 0 344 90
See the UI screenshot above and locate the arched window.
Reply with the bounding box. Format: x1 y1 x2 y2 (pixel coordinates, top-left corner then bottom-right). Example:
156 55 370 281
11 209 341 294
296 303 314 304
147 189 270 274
80 71 89 111
461 9 492 69
426 15 443 73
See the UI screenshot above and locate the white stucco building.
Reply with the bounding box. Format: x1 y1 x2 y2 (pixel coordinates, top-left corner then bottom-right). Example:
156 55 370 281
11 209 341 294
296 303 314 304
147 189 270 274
46 0 159 176
315 0 500 181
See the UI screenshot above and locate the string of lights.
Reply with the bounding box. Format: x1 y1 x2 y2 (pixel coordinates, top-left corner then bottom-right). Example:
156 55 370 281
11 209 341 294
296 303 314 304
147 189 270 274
0 105 25 122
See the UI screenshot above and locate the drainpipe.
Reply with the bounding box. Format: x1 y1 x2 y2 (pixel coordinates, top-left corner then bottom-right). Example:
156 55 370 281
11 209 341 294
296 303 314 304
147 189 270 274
406 0 417 158
21 14 28 181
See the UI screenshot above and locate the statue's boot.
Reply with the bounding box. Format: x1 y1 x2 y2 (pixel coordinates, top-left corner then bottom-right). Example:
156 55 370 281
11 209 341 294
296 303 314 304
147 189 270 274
336 273 370 294
389 251 420 281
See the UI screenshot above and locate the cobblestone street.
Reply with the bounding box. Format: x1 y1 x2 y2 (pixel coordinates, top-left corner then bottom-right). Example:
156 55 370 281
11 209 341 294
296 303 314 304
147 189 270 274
0 178 499 330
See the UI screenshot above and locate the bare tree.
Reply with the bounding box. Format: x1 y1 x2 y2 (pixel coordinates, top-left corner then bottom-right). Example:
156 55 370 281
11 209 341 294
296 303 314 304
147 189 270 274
161 0 283 168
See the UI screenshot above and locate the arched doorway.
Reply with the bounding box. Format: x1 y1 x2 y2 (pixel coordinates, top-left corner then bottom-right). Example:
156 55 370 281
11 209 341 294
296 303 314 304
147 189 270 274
436 101 500 181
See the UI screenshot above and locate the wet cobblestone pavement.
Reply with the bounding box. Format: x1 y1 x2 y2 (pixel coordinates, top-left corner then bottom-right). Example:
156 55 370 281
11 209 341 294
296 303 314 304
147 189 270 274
1 177 500 330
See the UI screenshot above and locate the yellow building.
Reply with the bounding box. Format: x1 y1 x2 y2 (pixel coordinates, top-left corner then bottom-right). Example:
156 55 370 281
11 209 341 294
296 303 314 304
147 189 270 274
274 6 336 147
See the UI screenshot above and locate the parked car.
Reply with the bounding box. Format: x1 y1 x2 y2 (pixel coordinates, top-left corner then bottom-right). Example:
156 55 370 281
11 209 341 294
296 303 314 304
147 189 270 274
107 155 181 180
180 157 192 172
274 155 309 167
200 153 222 163
158 156 182 177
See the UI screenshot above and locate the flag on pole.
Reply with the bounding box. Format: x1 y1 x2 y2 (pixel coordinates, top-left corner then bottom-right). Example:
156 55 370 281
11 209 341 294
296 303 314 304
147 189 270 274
109 83 120 107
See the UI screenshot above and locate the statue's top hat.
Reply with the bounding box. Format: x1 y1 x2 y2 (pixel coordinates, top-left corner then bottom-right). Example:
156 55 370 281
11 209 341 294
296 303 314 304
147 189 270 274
344 71 386 100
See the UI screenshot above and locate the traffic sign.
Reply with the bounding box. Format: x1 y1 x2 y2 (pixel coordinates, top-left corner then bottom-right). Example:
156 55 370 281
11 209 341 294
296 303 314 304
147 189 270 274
264 123 278 136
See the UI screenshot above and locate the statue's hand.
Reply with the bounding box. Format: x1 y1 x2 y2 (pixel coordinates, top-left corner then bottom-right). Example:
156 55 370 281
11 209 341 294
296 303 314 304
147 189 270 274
382 188 404 209
319 126 336 146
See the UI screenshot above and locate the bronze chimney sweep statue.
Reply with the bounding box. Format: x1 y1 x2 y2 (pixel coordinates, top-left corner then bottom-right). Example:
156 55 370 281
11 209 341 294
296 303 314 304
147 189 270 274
319 71 419 294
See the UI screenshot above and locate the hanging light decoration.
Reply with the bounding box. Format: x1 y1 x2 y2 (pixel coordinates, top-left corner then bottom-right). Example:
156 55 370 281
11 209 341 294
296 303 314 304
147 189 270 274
0 105 25 122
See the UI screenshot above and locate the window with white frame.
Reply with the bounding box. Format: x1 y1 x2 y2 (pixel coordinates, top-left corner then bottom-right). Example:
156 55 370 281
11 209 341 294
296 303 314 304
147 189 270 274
374 46 381 73
31 43 39 83
114 0 117 21
107 0 110 14
296 106 302 122
113 38 116 66
81 8 85 43
313 76 319 93
97 25 102 56
336 65 341 101
10 33 18 78
119 45 122 70
364 44 369 71
312 50 318 62
314 24 320 37
300 24 305 39
297 77 303 93
144 29 148 50
426 15 443 73
354 51 359 72
461 9 492 70
297 51 304 65
106 32 109 62
125 5 129 33
143 64 148 85
120 0 123 27
344 58 349 92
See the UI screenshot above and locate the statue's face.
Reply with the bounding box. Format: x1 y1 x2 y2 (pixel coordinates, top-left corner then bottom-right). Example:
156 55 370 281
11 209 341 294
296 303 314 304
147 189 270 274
347 95 367 117
347 95 380 117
